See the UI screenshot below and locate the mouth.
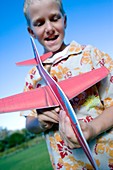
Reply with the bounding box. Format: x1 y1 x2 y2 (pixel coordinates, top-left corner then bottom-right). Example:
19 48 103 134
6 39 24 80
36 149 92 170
45 35 59 41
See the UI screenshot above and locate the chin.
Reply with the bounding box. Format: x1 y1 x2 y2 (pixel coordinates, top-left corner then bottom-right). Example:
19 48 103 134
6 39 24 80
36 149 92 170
47 45 63 53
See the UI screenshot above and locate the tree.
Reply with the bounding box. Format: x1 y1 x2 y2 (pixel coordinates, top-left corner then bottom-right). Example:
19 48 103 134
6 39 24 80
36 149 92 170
0 140 5 152
7 132 25 148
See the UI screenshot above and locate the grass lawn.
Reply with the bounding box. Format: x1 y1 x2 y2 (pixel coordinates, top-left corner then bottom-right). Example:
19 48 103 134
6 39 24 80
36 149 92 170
0 139 53 170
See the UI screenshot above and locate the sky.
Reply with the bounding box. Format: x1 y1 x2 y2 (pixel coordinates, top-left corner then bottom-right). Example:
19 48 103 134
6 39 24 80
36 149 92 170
0 0 113 130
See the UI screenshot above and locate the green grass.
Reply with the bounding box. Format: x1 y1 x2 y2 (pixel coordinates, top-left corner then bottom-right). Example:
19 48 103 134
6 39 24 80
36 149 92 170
0 140 53 170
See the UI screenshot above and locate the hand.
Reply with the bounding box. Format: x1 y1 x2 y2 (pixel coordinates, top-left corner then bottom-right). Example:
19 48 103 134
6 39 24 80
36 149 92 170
37 107 60 129
59 110 95 149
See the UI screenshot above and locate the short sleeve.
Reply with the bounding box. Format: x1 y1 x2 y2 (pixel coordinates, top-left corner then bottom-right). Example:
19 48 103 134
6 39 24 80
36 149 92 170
20 66 43 117
91 47 113 108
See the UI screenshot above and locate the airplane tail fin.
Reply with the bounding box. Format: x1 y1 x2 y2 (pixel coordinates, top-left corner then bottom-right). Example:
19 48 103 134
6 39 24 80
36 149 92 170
16 52 52 66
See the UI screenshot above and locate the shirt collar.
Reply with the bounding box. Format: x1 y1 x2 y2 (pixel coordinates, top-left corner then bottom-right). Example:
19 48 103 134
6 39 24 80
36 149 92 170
43 41 82 65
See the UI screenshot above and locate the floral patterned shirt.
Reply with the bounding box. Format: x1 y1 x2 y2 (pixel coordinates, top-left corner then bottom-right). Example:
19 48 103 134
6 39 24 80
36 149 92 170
21 41 113 170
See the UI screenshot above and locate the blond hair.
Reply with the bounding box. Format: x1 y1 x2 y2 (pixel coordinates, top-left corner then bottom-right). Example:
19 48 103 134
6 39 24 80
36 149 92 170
23 0 65 26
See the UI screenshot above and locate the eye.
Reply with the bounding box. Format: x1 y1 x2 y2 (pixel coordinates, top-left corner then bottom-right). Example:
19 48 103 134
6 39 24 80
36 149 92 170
33 19 45 27
51 14 61 22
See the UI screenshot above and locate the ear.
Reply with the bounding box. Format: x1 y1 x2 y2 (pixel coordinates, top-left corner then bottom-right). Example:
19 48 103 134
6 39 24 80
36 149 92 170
27 27 36 38
64 14 67 29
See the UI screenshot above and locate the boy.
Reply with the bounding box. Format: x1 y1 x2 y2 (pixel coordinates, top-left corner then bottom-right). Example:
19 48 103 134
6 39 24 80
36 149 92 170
22 0 113 169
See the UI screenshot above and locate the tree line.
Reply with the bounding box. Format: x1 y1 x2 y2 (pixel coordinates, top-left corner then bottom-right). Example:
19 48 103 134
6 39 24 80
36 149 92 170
0 127 37 152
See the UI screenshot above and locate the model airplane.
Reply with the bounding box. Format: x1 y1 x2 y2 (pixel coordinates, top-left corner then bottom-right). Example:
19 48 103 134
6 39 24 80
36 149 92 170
0 48 109 114
0 37 109 169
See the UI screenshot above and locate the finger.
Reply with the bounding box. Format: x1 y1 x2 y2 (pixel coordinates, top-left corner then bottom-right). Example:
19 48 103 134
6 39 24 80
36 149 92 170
59 113 82 148
59 127 81 149
38 109 59 122
59 110 66 134
44 110 59 122
59 128 68 145
65 116 79 144
54 107 60 113
59 111 75 147
43 108 59 121
59 112 81 148
38 114 58 123
59 110 68 144
68 141 81 149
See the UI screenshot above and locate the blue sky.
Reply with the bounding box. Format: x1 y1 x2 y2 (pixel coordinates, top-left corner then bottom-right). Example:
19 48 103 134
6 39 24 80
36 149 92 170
0 0 113 130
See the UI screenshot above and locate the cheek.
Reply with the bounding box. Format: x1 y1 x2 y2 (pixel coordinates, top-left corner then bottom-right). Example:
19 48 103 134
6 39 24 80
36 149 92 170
33 28 44 41
59 26 65 38
58 22 66 34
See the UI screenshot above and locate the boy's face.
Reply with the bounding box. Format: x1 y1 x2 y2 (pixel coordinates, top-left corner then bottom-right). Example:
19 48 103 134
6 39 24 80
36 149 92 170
27 0 66 53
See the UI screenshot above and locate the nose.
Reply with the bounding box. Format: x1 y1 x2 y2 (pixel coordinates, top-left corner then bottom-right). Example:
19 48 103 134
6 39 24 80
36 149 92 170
45 21 54 35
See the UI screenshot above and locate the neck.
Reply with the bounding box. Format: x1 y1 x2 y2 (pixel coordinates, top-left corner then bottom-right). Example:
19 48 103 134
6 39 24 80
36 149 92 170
44 42 67 56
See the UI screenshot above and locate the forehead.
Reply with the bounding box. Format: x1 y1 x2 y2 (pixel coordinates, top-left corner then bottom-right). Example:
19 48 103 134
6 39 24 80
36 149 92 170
27 0 61 19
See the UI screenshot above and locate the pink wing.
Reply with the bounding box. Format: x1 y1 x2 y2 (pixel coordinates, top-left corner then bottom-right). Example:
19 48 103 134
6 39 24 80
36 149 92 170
16 52 52 66
0 67 109 113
